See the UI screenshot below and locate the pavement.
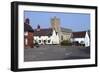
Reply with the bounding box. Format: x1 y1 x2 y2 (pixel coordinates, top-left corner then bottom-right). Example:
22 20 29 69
24 45 90 62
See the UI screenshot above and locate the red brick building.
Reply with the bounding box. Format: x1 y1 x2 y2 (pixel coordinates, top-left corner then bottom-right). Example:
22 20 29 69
24 18 34 48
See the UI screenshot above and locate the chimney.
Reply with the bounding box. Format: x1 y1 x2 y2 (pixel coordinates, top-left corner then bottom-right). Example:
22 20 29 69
25 18 30 25
37 24 40 31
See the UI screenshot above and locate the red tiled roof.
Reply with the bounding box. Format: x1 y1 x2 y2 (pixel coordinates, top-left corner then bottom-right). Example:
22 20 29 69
72 31 86 38
34 28 52 36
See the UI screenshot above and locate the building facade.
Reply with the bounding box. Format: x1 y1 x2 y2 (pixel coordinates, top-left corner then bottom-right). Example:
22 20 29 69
60 27 72 41
71 31 90 47
84 31 90 47
24 18 34 48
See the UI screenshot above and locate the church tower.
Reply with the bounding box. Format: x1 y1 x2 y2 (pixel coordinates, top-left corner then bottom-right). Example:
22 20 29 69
51 16 62 42
51 16 60 32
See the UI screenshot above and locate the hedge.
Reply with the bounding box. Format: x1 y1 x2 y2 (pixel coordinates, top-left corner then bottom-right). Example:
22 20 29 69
60 40 72 46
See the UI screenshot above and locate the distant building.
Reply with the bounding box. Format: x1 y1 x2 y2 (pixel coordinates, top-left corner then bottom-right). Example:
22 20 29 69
60 27 72 41
71 31 90 47
24 18 34 48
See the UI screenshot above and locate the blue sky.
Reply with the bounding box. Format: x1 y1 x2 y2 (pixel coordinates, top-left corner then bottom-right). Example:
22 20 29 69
24 11 90 31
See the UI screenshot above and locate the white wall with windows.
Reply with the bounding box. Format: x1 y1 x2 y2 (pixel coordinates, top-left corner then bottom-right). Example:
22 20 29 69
72 32 90 47
73 38 85 44
34 36 52 44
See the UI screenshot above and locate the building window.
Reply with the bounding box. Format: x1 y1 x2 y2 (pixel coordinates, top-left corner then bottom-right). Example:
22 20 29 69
25 38 28 45
48 40 51 43
39 40 41 43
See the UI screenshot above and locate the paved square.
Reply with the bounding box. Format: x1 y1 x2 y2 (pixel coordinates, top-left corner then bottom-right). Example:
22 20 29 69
24 45 90 62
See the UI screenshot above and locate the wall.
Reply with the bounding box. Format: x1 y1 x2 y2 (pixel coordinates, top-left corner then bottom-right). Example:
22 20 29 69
34 36 52 44
61 32 72 41
0 0 99 73
73 38 85 43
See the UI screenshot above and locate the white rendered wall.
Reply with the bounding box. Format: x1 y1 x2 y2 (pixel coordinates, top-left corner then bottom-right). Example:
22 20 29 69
85 32 90 47
51 30 60 44
73 38 85 44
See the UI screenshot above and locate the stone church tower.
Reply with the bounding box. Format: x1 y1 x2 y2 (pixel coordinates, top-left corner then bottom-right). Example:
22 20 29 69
51 16 62 42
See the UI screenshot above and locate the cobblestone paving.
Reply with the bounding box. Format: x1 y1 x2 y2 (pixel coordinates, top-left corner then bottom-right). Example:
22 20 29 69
24 45 90 62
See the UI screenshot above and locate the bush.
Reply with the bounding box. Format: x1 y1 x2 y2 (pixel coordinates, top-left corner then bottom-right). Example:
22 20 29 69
60 40 72 46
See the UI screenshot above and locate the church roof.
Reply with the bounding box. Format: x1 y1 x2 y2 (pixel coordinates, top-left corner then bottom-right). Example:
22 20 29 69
61 27 72 33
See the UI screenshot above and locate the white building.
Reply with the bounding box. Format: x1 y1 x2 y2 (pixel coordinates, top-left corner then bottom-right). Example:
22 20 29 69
72 31 90 47
84 31 90 47
33 25 60 45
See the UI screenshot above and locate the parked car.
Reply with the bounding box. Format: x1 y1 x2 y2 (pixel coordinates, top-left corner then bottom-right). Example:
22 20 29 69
72 41 80 46
72 41 85 46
